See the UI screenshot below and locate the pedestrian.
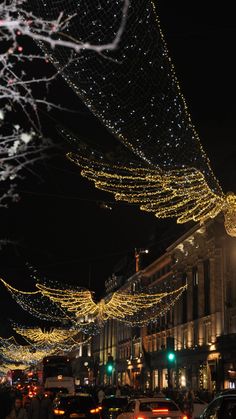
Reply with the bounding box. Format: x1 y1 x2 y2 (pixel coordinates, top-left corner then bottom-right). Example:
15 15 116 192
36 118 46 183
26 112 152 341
5 398 28 419
28 385 53 419
97 388 105 404
183 390 194 418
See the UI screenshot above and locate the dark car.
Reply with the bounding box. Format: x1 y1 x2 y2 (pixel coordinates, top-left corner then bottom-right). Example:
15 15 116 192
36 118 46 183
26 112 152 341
200 393 236 419
216 389 236 397
46 387 69 401
53 393 100 419
101 396 129 419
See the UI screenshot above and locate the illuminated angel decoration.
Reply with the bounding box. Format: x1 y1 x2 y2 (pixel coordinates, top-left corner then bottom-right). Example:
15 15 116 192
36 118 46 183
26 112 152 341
0 333 88 365
35 282 186 325
68 154 228 227
0 337 50 365
13 326 78 345
28 0 236 236
0 277 186 326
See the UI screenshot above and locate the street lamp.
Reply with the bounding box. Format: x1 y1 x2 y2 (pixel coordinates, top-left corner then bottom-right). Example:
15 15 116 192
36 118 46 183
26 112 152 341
135 248 149 272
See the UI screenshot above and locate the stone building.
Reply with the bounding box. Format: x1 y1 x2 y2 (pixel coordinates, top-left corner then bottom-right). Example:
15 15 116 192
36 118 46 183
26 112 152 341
91 216 236 391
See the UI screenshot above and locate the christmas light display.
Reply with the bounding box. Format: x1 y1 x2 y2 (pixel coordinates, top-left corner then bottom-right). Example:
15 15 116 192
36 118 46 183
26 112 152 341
0 337 51 365
36 282 187 324
0 277 71 323
13 326 78 345
0 333 91 366
0 363 27 374
29 0 236 236
67 153 225 225
1 277 186 326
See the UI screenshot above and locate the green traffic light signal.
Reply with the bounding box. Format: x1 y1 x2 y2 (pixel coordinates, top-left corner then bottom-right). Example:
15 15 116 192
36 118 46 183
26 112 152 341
167 352 175 362
107 364 113 372
107 354 114 375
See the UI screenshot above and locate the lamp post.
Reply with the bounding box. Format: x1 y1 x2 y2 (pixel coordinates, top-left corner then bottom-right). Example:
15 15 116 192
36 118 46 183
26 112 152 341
135 248 149 272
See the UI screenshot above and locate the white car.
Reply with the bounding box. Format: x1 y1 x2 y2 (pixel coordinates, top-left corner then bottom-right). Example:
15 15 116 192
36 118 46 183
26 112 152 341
117 397 188 419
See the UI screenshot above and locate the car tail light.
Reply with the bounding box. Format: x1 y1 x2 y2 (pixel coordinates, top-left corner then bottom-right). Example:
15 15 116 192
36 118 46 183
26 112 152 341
136 416 145 419
152 409 169 413
182 416 188 419
90 408 100 414
54 409 65 415
98 406 103 411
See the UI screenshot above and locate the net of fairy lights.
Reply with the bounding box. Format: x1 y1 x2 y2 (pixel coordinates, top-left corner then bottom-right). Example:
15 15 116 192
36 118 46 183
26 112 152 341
28 0 218 188
28 0 236 236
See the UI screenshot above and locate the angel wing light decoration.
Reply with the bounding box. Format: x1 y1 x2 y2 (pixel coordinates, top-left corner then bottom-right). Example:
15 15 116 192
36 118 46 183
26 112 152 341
0 277 187 326
35 282 187 325
0 337 50 365
29 0 236 236
13 326 78 345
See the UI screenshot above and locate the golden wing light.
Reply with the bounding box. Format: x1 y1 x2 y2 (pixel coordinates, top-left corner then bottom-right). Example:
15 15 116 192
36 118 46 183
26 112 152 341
13 326 78 345
0 338 51 364
36 283 99 319
102 286 187 323
36 281 187 324
67 154 234 231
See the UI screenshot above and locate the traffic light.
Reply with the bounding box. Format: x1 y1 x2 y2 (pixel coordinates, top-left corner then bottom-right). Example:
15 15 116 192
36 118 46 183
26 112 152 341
166 337 176 363
166 337 175 388
167 351 176 362
106 354 113 375
107 364 113 374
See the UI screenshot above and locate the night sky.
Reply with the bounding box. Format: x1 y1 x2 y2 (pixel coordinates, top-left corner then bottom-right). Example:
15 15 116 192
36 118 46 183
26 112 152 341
0 0 236 336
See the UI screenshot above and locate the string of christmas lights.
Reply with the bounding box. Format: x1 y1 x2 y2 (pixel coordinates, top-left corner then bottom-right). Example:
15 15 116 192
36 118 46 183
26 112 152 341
36 281 187 324
0 277 73 323
0 363 28 374
30 0 236 236
67 152 226 225
0 276 187 326
13 326 78 344
0 337 52 365
0 333 91 366
121 287 186 326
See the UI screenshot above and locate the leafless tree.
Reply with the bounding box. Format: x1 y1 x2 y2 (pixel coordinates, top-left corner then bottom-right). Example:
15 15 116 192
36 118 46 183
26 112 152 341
0 0 129 206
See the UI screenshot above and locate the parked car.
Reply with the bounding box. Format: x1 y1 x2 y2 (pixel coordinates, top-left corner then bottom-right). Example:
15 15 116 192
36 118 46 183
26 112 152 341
116 397 188 419
200 393 236 418
53 393 100 419
101 396 129 419
192 397 207 419
216 389 236 397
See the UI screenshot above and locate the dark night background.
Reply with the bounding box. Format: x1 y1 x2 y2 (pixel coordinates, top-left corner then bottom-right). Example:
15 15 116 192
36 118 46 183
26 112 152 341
0 0 235 336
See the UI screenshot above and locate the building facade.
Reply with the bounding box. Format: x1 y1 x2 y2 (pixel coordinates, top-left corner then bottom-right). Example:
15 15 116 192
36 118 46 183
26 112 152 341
91 216 236 391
